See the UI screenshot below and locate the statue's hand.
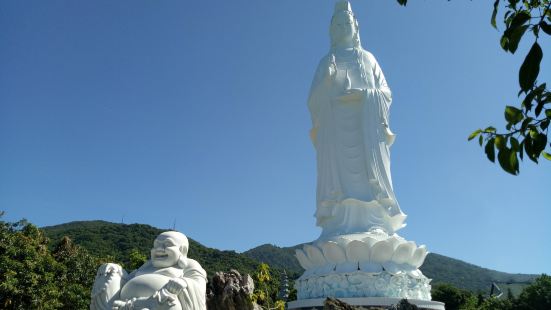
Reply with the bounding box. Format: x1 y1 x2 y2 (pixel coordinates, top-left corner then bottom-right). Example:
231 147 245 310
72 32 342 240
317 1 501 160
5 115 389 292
383 123 396 146
112 299 131 310
165 278 188 295
324 58 337 84
337 88 365 102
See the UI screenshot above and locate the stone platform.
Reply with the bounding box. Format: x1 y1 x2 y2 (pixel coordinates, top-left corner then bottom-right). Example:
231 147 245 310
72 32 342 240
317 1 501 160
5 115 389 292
288 297 445 310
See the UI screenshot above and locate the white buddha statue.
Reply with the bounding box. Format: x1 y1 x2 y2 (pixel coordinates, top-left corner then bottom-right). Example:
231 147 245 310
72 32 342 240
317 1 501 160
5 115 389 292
308 0 406 239
90 231 207 310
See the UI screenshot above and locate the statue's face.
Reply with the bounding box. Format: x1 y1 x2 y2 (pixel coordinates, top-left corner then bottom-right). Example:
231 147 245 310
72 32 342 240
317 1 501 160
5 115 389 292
150 232 185 268
331 12 356 45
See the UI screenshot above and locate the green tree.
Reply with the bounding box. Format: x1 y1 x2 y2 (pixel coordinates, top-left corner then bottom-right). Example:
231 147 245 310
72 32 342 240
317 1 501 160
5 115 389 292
0 219 63 309
128 248 148 271
431 283 477 310
51 236 99 310
478 297 514 310
515 274 551 310
251 263 285 310
398 0 551 174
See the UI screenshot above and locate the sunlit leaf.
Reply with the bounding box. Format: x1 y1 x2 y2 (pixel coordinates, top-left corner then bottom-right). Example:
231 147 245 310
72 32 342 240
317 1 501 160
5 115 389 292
504 105 523 124
468 129 482 141
495 135 506 150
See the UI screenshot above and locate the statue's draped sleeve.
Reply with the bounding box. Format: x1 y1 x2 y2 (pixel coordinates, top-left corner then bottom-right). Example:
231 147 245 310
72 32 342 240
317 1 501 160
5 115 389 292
307 55 331 146
178 259 207 310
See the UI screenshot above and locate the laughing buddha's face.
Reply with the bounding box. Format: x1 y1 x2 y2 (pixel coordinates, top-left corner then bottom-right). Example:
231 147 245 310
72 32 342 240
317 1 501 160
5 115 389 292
150 232 187 268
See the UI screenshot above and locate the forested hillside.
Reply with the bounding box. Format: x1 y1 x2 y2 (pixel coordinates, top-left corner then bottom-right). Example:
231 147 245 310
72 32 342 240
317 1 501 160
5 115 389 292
43 220 261 278
44 220 537 293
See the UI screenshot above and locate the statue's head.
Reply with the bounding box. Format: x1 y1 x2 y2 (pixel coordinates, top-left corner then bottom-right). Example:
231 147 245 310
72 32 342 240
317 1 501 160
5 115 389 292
330 1 361 49
150 231 189 268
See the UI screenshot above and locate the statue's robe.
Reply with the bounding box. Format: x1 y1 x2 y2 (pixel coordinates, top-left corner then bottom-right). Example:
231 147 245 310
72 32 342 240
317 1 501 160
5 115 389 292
119 258 207 310
308 48 406 237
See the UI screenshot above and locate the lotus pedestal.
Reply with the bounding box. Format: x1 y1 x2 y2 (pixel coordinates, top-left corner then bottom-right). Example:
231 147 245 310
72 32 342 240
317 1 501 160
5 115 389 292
289 231 438 309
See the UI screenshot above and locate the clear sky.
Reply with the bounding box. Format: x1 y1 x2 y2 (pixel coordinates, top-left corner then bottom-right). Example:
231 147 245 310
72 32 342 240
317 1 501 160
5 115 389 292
1 1 549 275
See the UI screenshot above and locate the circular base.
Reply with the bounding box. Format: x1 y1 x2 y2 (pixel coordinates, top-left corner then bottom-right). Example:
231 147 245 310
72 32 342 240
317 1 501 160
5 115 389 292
296 270 431 300
288 297 444 310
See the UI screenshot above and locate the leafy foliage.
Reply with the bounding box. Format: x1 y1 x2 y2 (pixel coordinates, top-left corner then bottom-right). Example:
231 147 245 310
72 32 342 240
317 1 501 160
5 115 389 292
515 274 551 310
431 274 551 310
398 0 551 174
0 217 103 309
251 263 285 310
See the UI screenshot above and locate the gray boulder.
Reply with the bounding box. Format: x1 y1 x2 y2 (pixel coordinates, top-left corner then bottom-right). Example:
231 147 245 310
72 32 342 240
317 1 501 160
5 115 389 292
207 269 261 310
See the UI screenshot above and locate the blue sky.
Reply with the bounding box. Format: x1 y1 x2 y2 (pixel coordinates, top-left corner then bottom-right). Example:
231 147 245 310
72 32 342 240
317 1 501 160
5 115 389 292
1 1 549 275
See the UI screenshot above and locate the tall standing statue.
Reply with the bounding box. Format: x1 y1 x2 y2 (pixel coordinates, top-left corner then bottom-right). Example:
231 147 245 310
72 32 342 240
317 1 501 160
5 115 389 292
308 0 405 238
289 2 443 309
90 231 207 310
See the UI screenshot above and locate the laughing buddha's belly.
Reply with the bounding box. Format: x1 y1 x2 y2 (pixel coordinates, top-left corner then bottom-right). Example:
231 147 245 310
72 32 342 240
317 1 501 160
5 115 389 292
120 273 171 299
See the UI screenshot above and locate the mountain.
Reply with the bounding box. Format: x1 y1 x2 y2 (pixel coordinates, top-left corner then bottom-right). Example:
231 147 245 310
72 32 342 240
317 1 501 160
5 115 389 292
244 244 537 293
43 220 537 293
42 220 261 278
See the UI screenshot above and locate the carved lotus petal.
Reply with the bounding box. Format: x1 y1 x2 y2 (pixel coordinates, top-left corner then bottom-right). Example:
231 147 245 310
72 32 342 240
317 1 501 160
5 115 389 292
387 236 402 251
410 245 428 268
345 240 371 263
392 241 415 264
295 249 314 270
304 244 326 267
321 241 346 264
361 236 378 248
382 261 402 275
370 240 394 263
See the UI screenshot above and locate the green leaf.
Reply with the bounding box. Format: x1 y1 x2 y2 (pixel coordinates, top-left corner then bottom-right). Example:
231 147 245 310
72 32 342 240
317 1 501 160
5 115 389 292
468 129 482 141
491 0 500 28
507 24 529 54
396 0 407 5
504 105 524 124
541 119 550 131
545 109 551 118
500 36 509 51
479 134 484 146
540 22 551 35
524 136 538 163
543 152 551 161
521 117 533 132
522 83 546 111
509 11 531 30
484 126 497 133
519 42 543 92
510 137 520 151
533 133 547 155
498 148 519 175
485 138 496 163
495 135 506 150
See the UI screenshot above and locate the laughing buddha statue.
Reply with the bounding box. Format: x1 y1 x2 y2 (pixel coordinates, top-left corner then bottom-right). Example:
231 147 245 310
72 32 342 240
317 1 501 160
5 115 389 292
90 231 207 310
